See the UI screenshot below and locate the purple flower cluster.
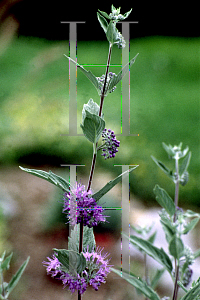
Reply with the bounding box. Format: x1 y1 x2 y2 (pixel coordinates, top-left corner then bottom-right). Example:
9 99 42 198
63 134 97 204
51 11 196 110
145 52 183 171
43 246 112 295
63 183 107 228
101 128 120 159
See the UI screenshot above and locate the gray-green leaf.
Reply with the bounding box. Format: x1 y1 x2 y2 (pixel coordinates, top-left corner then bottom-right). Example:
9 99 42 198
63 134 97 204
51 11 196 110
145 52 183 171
1 253 13 271
64 55 99 91
92 165 138 202
183 217 200 235
6 256 30 297
151 156 174 181
97 12 108 34
107 54 139 92
80 109 105 143
180 280 200 300
169 236 184 259
127 235 173 274
53 249 86 275
111 268 161 300
83 226 96 252
179 151 191 176
153 185 175 216
106 21 119 45
19 167 70 192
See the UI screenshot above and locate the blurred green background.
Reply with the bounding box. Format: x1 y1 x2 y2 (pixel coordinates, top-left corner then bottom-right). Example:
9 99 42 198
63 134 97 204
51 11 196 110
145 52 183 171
0 36 199 205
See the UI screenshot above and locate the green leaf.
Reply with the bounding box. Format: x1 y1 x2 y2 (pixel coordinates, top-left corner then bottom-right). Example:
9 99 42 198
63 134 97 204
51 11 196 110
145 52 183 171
194 249 200 259
151 156 174 181
151 268 165 289
98 9 110 20
123 8 133 19
111 267 161 300
80 109 105 143
183 217 200 234
83 226 96 252
0 251 6 262
6 256 30 297
162 142 176 158
106 21 119 45
64 55 99 91
107 54 139 92
160 217 175 243
178 281 188 293
148 231 157 244
180 281 200 300
179 151 191 176
53 249 86 275
68 225 79 252
184 210 200 218
81 99 101 122
127 235 173 273
92 165 138 202
153 185 175 216
169 236 184 259
1 252 13 271
97 12 108 34
19 167 70 192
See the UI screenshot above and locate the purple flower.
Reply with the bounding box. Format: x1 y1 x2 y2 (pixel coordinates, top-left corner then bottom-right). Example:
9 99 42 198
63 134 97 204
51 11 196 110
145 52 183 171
43 246 112 294
101 128 120 159
63 183 107 228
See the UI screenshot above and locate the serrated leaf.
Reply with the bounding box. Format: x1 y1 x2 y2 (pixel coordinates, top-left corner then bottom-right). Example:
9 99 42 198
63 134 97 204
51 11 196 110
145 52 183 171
179 151 191 176
83 226 96 252
111 267 161 300
107 54 139 92
68 224 79 252
97 12 108 34
80 109 105 143
19 167 70 192
151 156 174 181
1 253 13 271
183 217 200 234
169 236 184 259
53 249 86 275
6 256 30 297
92 166 138 202
180 280 200 300
153 185 175 216
64 55 99 91
127 235 173 273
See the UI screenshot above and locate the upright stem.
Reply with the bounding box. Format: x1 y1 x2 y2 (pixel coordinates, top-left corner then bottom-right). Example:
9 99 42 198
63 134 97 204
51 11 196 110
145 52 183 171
172 156 180 300
86 43 112 192
78 43 113 300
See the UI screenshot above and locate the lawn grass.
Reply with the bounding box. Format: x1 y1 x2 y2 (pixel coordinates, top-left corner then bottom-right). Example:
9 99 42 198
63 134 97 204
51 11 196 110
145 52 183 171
0 36 199 205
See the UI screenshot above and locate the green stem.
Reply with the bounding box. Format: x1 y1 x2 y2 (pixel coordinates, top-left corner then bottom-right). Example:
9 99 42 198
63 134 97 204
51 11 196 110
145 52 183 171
172 156 180 300
86 43 112 192
78 43 113 300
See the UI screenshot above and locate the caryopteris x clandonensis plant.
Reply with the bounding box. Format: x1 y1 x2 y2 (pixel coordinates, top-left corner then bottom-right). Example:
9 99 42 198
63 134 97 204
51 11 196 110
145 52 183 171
19 5 139 300
112 142 200 300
